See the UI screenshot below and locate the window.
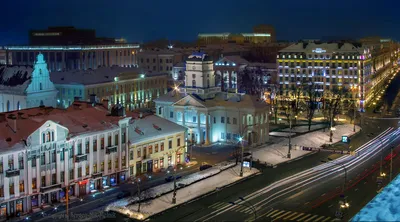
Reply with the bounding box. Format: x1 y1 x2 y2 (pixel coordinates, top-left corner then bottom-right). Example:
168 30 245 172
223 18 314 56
61 172 65 183
41 176 45 187
52 173 56 184
155 144 159 153
77 143 82 155
115 134 119 146
101 162 104 171
192 116 196 123
108 160 112 170
154 160 158 169
160 158 164 168
149 145 153 154
69 169 73 180
40 153 45 165
78 167 82 178
85 140 89 153
130 150 134 160
93 164 97 174
170 111 174 118
52 151 56 163
227 133 231 140
137 148 141 157
221 117 225 123
19 182 24 193
101 137 105 149
86 165 89 175
39 82 43 90
227 117 230 124
122 156 126 167
32 178 36 190
93 137 97 152
122 132 126 144
31 157 36 167
161 142 164 151
168 140 172 149
221 132 225 139
18 156 23 170
213 117 216 123
192 80 196 87
160 59 163 63
9 183 14 195
233 118 237 125
177 138 181 147
168 156 172 166
69 146 74 158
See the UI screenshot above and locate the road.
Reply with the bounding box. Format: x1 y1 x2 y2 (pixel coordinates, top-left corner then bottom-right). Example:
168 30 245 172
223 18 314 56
147 127 400 222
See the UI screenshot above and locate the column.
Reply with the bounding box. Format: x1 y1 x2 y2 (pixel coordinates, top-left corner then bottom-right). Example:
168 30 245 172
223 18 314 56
182 109 186 126
205 113 210 145
197 112 202 144
85 52 89 70
62 52 65 71
79 52 83 70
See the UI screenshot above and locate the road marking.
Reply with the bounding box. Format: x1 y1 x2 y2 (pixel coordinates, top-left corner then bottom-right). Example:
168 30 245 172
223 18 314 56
283 212 298 220
321 193 326 197
328 204 333 208
314 216 326 222
270 210 286 218
304 201 310 205
272 211 292 221
288 212 304 220
321 217 332 222
304 215 319 222
259 209 276 218
297 214 311 221
208 202 221 208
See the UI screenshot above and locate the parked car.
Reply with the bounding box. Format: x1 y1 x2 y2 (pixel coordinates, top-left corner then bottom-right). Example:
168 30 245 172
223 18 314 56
117 191 131 199
165 175 182 182
200 164 212 171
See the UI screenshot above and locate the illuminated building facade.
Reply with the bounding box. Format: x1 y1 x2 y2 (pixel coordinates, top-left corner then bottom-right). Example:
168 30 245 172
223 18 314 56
0 102 185 218
51 68 168 110
155 53 269 146
0 53 57 112
277 42 399 109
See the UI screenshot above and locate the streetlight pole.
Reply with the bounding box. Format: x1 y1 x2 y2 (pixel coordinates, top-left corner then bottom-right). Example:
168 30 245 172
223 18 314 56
172 168 177 204
239 137 244 177
288 111 292 159
330 114 334 142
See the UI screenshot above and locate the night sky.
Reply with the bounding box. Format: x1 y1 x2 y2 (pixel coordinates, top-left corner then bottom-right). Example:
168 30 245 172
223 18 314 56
1 0 398 45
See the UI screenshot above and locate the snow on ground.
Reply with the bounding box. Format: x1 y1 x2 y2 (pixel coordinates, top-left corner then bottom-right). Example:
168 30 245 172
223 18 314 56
352 174 400 221
106 161 235 210
106 165 259 220
280 124 326 133
269 132 296 137
253 124 360 165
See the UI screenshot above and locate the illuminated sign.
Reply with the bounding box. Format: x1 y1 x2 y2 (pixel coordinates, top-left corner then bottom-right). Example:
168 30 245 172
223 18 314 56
243 161 250 168
33 32 61 36
342 136 349 143
312 48 327 53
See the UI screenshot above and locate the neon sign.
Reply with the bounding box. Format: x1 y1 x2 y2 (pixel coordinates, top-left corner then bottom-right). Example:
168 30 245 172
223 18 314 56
312 48 326 53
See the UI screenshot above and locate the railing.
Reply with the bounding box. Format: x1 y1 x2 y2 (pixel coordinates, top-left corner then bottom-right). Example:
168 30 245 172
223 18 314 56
5 169 20 177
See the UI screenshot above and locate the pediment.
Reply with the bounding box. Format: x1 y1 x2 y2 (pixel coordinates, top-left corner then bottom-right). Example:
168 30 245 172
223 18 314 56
173 95 206 108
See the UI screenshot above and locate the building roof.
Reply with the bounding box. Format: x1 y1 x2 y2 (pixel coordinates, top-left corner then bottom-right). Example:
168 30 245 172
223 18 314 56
248 62 276 69
279 42 363 53
153 90 185 104
0 101 139 153
187 52 213 62
216 56 249 66
138 49 179 56
50 66 146 86
128 115 186 145
0 65 33 94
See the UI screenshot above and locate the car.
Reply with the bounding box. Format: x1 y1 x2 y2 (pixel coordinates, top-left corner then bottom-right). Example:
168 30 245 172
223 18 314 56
200 164 212 171
117 191 131 199
165 175 182 182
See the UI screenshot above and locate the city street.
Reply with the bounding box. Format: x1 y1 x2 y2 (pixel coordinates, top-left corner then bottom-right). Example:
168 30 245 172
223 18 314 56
147 128 400 222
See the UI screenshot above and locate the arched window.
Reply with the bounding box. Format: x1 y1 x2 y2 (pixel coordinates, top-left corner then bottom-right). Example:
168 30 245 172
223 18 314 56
17 101 20 110
40 100 44 106
39 82 43 90
46 132 51 142
6 100 10 112
192 80 196 87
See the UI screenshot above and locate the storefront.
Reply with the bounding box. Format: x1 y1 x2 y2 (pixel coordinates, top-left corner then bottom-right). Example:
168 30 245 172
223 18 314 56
15 199 23 215
147 160 153 173
136 161 142 175
118 171 127 183
0 204 6 218
31 195 39 209
40 184 62 205
102 176 109 189
110 174 117 186
78 180 89 197
91 173 103 191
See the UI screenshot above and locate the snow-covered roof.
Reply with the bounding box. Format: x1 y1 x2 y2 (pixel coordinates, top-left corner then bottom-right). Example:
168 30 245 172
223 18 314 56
128 115 186 144
0 65 33 95
279 42 363 53
153 90 185 104
352 174 400 221
138 49 178 56
187 52 212 62
217 56 249 66
248 63 276 69
50 66 145 86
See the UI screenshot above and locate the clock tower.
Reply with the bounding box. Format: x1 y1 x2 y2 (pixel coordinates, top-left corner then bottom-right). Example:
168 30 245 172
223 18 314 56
183 52 220 99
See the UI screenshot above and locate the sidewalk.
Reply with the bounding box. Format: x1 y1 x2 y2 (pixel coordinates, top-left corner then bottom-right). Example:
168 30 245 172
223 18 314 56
252 124 361 166
22 162 200 222
106 164 259 220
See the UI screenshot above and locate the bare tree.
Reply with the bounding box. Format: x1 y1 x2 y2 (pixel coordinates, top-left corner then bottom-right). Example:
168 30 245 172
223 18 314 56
304 84 319 131
323 88 348 141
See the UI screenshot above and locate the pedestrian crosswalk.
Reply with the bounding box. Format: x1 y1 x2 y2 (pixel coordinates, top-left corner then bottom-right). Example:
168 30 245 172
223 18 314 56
208 202 335 222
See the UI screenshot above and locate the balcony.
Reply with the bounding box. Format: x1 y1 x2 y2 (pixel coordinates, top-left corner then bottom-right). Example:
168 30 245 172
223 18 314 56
92 172 102 179
40 183 62 193
5 169 20 177
75 154 88 163
106 145 118 154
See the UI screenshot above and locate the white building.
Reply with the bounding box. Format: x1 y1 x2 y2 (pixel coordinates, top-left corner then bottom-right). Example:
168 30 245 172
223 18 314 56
0 53 58 112
0 101 186 218
155 52 270 146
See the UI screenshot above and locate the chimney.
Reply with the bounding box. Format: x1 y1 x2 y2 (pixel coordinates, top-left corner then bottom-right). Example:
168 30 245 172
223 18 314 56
102 99 109 110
